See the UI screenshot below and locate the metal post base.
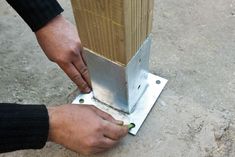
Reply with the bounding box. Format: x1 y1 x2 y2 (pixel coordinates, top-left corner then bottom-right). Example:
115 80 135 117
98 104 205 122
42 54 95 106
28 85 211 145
73 73 167 135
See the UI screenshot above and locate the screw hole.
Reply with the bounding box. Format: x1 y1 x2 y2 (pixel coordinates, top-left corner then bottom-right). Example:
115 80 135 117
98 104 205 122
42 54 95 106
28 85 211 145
156 80 161 84
139 58 141 63
128 123 136 130
79 98 85 103
138 85 141 90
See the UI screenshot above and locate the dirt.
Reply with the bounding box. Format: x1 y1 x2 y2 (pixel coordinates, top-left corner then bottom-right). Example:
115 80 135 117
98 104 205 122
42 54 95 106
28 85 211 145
0 0 234 157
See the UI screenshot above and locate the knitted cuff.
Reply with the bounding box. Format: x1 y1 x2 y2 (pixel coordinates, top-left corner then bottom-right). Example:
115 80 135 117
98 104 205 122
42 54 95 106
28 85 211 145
6 0 64 32
0 103 49 153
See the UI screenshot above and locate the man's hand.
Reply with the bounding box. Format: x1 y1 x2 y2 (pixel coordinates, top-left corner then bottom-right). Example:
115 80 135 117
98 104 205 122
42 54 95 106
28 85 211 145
47 105 128 155
35 15 91 93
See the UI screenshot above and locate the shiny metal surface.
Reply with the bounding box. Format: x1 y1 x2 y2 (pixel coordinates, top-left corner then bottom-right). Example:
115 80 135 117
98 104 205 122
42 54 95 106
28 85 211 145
84 36 152 113
126 36 151 112
73 73 168 135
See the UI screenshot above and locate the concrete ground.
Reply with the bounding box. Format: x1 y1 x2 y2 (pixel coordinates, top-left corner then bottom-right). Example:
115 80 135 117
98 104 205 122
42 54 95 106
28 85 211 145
0 0 234 156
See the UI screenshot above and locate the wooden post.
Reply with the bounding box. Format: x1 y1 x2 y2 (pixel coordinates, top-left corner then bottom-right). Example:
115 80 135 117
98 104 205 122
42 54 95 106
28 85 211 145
71 0 155 113
71 0 154 65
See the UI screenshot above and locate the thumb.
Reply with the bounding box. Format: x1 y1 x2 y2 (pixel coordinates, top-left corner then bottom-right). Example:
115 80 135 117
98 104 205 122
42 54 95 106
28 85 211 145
91 106 123 124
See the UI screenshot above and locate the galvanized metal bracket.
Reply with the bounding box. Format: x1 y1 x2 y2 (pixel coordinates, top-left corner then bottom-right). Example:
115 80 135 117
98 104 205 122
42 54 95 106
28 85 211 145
72 35 168 135
73 74 167 135
83 36 153 113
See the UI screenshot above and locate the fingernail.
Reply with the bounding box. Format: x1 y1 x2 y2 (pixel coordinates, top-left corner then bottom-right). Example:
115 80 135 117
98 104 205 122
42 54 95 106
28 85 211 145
83 87 91 93
116 120 124 125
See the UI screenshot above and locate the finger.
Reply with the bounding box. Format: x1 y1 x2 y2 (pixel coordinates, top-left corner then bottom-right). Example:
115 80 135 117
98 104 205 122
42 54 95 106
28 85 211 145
98 137 118 149
91 106 123 125
83 147 105 155
80 46 87 66
59 63 90 93
91 148 106 154
92 107 115 121
103 121 129 140
115 120 124 126
80 48 92 87
75 45 91 87
72 50 92 88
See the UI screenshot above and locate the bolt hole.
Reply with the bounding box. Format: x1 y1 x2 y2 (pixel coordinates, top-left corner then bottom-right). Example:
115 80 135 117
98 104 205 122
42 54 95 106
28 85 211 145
138 85 141 90
156 80 161 84
79 98 85 103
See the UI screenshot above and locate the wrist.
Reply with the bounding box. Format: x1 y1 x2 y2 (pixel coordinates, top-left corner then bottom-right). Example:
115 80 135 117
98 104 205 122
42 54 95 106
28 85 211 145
35 14 64 34
47 106 64 143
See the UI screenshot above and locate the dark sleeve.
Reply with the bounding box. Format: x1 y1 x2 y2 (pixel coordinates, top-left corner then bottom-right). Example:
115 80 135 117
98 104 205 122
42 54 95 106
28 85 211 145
6 0 64 32
0 103 49 153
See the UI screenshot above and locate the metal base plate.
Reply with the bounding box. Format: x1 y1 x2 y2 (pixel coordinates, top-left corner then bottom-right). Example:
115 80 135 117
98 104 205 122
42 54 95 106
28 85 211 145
72 73 167 135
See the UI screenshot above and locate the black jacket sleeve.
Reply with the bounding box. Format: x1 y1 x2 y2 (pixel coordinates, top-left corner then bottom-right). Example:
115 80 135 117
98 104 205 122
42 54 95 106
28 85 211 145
6 0 64 32
0 103 49 153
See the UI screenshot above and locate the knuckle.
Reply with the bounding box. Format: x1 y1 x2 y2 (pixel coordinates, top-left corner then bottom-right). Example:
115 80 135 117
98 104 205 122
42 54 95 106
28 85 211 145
94 120 105 132
69 42 82 56
54 56 68 65
106 113 113 119
114 132 122 140
103 113 114 121
72 74 82 81
114 128 126 139
75 40 82 50
72 75 87 90
96 123 104 132
86 138 97 147
68 47 77 56
75 40 82 47
79 66 89 75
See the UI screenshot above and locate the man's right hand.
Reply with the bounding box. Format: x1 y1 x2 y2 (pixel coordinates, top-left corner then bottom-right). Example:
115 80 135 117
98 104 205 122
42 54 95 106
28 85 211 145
35 15 91 93
47 105 128 155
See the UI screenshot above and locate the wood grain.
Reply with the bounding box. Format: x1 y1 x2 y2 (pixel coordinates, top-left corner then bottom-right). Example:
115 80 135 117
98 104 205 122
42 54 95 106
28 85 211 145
71 0 154 65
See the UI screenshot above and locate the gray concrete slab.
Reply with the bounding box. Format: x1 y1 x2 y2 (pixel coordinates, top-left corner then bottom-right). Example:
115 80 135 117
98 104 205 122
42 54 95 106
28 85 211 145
0 0 234 157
